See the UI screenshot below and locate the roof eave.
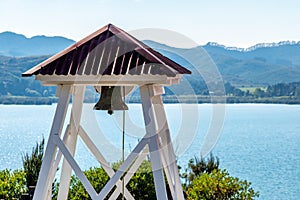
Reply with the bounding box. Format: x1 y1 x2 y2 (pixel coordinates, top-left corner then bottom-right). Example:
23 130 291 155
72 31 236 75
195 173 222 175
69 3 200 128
35 74 182 86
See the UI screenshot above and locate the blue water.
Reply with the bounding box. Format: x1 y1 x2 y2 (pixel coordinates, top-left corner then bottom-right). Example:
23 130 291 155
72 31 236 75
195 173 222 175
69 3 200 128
0 104 299 199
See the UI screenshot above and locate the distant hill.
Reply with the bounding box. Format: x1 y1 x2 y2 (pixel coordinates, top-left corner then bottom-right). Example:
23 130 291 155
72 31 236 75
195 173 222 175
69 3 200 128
1 31 300 104
0 31 75 56
202 41 300 86
144 40 300 87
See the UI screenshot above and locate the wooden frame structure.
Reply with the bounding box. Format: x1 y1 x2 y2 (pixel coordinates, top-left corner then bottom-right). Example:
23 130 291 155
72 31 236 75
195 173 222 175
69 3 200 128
22 24 191 200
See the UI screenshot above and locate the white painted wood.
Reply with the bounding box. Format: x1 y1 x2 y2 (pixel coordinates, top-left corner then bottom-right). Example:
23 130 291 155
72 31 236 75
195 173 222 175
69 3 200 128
152 93 184 200
53 135 98 199
33 83 182 200
58 85 85 200
148 85 165 97
33 85 72 200
36 74 182 86
97 138 148 199
160 149 176 198
125 146 149 181
140 85 168 200
78 127 134 200
49 125 70 186
109 146 149 199
152 95 176 198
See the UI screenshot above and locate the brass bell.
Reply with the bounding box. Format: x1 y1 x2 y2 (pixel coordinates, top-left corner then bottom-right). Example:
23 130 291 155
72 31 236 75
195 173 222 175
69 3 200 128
94 86 128 115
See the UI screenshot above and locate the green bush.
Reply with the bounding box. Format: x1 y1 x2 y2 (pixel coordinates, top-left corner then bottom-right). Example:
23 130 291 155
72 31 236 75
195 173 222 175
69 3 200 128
127 160 156 199
52 167 110 200
0 169 27 199
186 169 259 200
183 154 220 186
183 154 259 200
53 160 156 200
52 155 259 200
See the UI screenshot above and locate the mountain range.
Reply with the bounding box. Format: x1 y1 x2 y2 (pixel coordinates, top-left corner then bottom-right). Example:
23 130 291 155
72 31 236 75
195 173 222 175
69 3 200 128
143 40 300 86
0 31 75 56
0 31 300 101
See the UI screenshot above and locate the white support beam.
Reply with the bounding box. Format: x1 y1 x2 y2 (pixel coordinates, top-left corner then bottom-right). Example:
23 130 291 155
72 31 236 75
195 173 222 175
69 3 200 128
33 83 183 200
50 125 70 184
33 85 72 200
53 135 98 199
78 126 134 200
36 74 182 86
97 137 148 199
140 84 168 200
58 85 86 200
109 146 149 199
152 93 184 200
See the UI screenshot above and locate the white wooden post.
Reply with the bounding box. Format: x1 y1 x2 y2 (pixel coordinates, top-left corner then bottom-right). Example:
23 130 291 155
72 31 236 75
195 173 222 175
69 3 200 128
140 84 168 200
152 90 184 200
33 84 182 200
57 85 85 200
49 125 70 185
33 85 72 200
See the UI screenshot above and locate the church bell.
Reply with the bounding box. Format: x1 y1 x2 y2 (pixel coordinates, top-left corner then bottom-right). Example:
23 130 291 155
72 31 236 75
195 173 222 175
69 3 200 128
94 86 128 115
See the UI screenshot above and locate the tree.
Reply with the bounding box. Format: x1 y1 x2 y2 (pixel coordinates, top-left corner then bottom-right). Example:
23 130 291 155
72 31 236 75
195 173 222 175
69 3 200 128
181 153 220 187
253 88 265 98
22 138 44 188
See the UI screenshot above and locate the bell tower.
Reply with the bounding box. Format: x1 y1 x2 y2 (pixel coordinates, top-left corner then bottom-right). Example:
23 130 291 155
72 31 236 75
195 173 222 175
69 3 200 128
23 23 191 200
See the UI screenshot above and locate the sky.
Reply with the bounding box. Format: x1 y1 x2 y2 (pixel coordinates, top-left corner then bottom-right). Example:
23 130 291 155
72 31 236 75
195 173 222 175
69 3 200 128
0 0 299 48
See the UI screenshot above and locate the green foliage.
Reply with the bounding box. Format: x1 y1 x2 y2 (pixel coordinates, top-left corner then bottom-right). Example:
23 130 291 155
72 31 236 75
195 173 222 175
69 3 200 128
253 88 265 98
183 155 259 200
52 167 110 200
22 138 44 188
51 155 258 200
53 160 156 200
0 55 57 98
186 169 259 200
225 82 245 97
266 82 300 97
182 154 220 187
0 169 27 199
127 160 156 199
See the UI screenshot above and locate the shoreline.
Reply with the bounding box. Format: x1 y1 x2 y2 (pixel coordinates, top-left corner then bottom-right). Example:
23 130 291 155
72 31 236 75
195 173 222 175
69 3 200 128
1 95 300 105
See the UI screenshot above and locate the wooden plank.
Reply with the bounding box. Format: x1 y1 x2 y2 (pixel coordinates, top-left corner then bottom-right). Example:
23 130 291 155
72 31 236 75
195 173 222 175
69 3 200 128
91 34 107 75
33 85 72 200
77 44 90 75
140 85 168 200
53 135 98 199
57 85 85 200
36 74 180 86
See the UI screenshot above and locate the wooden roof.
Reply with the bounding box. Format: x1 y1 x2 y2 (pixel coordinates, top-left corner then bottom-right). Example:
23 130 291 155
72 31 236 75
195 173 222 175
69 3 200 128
22 24 191 85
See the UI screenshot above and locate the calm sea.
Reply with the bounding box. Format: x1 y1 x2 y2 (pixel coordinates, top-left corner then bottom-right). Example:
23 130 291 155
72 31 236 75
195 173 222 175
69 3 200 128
0 104 299 199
